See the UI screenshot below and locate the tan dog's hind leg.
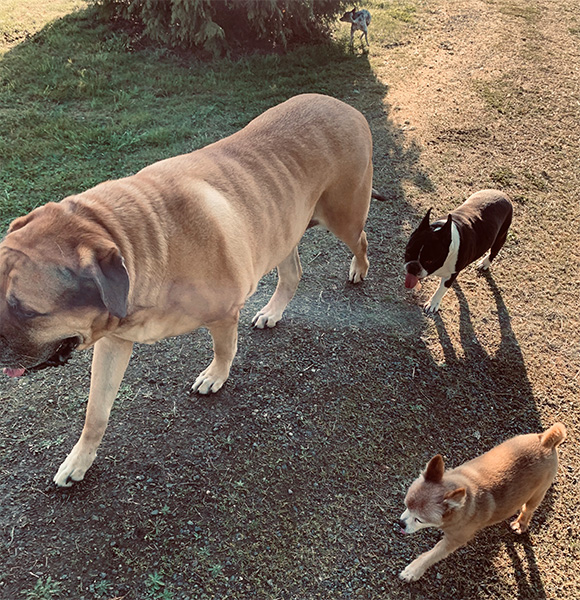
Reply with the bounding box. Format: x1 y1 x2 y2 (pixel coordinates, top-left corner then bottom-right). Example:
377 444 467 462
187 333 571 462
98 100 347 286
192 314 239 394
316 178 371 284
252 246 302 329
399 535 466 582
54 337 134 486
327 220 369 283
347 229 369 283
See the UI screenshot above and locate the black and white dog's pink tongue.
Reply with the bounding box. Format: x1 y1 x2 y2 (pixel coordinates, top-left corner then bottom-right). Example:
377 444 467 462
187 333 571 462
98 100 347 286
3 367 26 378
405 273 419 289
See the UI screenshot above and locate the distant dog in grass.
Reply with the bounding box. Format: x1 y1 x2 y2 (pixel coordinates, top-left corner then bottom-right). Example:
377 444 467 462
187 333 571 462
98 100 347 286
404 189 513 314
398 423 566 582
340 8 372 47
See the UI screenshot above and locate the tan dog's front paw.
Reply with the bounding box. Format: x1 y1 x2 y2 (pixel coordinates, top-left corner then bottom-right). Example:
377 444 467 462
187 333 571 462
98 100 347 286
399 561 426 582
192 363 229 394
54 444 97 487
252 309 282 329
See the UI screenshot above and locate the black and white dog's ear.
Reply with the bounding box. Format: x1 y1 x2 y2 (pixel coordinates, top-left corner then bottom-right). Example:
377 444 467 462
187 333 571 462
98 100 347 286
443 214 453 230
419 208 432 230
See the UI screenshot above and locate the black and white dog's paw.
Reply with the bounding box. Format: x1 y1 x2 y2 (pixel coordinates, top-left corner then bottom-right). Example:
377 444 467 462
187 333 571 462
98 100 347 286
423 299 441 315
476 253 491 271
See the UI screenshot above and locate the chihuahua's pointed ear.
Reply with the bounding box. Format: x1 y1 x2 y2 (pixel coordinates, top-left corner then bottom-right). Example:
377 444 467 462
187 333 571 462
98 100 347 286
443 487 466 509
423 454 444 483
443 214 453 230
418 208 432 230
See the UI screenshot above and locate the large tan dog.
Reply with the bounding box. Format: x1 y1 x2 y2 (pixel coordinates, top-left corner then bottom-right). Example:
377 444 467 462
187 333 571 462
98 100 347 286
0 94 383 486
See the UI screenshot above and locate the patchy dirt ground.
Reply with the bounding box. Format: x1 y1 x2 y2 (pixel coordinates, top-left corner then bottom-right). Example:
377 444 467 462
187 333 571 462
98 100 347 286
1 0 579 598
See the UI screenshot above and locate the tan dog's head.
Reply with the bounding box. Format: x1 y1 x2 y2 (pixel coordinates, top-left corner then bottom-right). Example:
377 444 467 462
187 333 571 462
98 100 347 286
0 202 129 376
399 454 466 534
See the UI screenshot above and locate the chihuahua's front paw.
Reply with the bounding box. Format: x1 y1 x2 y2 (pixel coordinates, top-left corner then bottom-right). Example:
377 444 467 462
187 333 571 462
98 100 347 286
399 562 425 582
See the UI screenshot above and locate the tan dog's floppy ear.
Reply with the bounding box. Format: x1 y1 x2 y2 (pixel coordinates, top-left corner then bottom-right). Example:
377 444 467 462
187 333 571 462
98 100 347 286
443 487 466 509
8 213 34 233
79 244 130 318
423 454 444 483
7 203 56 233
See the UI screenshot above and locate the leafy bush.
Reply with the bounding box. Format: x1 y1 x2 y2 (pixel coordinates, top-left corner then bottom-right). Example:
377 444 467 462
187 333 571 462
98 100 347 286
94 0 350 55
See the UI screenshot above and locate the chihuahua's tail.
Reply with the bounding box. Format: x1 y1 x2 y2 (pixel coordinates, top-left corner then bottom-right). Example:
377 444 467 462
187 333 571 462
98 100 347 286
540 423 567 449
371 188 388 201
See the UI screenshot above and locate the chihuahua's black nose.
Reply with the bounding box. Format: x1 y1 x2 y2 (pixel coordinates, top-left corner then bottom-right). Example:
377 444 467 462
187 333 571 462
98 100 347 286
399 519 406 530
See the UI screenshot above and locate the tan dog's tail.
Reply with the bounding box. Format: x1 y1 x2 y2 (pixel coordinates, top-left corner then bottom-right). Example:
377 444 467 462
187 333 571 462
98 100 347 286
372 188 388 201
540 422 567 449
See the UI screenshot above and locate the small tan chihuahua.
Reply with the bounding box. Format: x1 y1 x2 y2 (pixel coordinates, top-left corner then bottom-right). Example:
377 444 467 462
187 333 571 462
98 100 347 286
399 423 566 581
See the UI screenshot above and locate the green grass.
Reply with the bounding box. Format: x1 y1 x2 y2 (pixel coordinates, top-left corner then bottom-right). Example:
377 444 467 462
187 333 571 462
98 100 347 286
473 78 527 116
0 1 416 231
21 576 62 600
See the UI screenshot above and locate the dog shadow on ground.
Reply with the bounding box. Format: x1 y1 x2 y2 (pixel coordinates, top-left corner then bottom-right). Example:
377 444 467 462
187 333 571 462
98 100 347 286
427 273 551 599
434 272 542 434
503 511 551 600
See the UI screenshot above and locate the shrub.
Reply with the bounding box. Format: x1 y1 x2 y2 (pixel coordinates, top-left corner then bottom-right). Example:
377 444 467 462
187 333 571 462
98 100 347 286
93 0 350 55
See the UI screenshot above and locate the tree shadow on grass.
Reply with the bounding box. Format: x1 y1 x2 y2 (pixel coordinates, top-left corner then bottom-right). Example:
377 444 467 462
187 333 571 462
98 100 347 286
0 6 434 230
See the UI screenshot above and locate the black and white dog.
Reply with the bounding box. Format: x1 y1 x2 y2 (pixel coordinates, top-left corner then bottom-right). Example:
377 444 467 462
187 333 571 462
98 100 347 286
404 190 513 313
340 8 372 46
